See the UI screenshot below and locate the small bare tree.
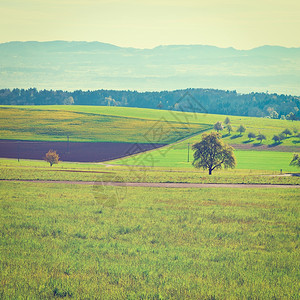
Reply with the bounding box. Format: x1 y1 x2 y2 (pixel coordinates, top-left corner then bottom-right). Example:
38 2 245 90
45 150 59 167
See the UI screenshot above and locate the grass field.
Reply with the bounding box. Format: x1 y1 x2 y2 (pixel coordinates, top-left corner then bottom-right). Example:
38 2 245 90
112 145 300 172
0 181 299 298
0 105 299 299
0 106 210 143
1 158 299 185
1 105 299 146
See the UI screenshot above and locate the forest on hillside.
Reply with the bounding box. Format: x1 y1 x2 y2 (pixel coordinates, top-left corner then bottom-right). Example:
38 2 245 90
0 88 299 120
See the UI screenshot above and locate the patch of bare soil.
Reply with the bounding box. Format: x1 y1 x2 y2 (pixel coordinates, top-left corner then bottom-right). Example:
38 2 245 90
0 140 166 162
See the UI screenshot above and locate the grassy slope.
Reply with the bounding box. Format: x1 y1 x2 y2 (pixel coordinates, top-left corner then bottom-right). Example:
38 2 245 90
0 106 210 143
1 105 299 145
0 181 299 298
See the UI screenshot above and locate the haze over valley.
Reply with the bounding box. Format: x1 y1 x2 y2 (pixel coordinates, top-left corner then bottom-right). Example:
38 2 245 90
1 41 300 95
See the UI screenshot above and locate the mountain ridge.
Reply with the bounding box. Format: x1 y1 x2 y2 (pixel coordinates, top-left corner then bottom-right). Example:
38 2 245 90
0 41 299 95
1 40 300 51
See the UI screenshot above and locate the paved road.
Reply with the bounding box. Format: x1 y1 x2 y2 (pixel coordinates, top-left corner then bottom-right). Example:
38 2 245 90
1 179 299 188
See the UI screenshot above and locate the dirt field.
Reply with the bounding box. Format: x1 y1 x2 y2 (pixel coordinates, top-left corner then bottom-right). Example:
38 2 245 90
0 140 166 162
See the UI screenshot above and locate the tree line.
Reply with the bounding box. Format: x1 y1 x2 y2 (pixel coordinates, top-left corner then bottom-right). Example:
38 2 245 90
0 87 299 119
213 117 299 145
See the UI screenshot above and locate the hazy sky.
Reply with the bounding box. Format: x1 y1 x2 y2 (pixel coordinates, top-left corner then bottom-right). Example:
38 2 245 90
1 0 299 49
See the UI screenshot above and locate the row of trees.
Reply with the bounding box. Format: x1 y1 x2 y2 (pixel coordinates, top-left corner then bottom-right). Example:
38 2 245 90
248 128 298 144
268 109 298 120
272 128 299 144
1 88 299 119
213 118 299 144
248 133 266 143
214 118 247 135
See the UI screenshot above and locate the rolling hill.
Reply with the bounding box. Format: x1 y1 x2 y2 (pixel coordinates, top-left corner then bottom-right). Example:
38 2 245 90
1 105 298 145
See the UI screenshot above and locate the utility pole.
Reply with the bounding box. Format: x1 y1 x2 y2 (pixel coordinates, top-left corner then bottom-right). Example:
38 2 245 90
17 141 20 162
187 143 190 162
67 135 70 154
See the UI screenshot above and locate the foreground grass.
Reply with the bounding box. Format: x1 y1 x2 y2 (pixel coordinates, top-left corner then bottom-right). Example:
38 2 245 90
0 182 299 298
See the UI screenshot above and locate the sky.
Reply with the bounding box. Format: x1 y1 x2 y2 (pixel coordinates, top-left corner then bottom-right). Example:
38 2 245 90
0 0 300 49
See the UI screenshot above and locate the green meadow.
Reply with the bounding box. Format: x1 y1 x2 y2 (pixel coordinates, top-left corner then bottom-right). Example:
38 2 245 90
0 105 299 299
0 106 210 143
1 105 299 146
0 181 299 299
112 146 299 172
1 158 299 185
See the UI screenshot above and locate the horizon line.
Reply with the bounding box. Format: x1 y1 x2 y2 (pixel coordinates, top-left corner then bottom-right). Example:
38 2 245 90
1 40 300 51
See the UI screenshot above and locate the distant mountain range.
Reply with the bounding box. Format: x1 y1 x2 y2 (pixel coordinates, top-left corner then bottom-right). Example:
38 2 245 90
0 41 300 95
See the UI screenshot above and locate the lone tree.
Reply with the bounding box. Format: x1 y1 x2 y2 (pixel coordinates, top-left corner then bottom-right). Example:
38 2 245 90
214 121 223 132
227 124 233 135
237 124 246 135
282 128 292 137
257 133 266 143
290 153 300 168
45 150 59 167
248 132 256 141
192 132 236 175
224 117 231 125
